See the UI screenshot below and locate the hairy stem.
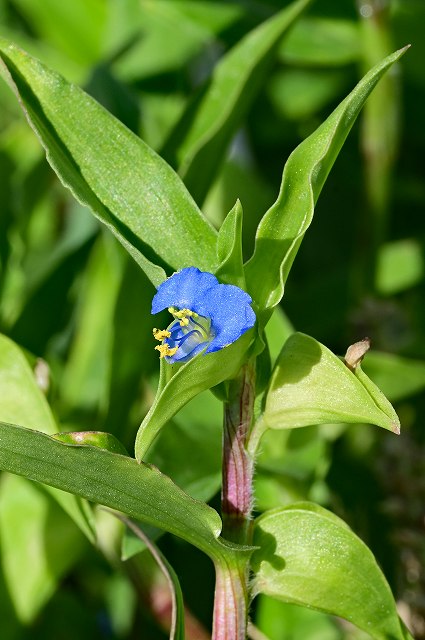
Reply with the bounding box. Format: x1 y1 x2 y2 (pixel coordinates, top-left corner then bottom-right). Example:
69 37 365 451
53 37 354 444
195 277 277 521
212 361 256 639
221 360 256 545
212 553 251 640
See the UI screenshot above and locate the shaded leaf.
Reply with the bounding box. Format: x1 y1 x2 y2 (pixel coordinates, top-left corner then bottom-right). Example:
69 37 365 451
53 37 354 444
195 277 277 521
280 17 360 66
113 514 185 640
147 390 222 502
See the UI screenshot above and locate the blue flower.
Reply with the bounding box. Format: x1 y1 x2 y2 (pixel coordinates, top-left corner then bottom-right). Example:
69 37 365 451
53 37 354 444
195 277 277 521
151 267 256 363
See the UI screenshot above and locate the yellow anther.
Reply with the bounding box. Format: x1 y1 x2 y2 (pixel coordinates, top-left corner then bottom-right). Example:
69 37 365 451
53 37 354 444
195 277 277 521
155 344 178 359
168 307 194 318
167 307 198 326
153 328 171 341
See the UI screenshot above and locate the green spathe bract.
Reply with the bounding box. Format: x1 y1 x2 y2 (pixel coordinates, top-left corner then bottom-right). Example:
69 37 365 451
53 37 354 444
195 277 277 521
260 332 399 435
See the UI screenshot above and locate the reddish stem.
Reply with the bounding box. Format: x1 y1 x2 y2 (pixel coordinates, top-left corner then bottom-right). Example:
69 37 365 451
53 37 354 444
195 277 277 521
221 361 256 544
212 361 256 640
212 554 250 640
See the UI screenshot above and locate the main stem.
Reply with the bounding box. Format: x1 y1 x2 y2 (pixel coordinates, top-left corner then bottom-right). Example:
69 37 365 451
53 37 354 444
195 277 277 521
212 360 256 640
222 360 256 544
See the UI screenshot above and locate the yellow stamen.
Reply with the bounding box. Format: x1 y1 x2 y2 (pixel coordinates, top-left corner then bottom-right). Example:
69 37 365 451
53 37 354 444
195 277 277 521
168 307 198 326
153 328 171 341
155 344 178 359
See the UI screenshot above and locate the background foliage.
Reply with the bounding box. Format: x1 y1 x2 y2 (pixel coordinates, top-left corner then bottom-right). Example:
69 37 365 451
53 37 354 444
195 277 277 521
0 0 424 638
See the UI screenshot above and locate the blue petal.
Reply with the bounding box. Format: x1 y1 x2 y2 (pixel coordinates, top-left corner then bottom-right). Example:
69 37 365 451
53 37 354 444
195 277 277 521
152 267 256 359
196 284 256 352
151 267 218 314
165 333 208 364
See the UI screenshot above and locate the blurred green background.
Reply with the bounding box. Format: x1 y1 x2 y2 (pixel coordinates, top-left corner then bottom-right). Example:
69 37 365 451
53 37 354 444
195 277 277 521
0 0 424 638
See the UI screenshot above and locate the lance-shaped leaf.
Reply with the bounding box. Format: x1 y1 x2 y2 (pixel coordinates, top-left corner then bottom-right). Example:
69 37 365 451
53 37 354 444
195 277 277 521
244 46 409 316
215 199 245 288
0 39 218 286
252 333 399 450
252 503 414 640
162 0 313 205
135 330 253 460
0 421 242 563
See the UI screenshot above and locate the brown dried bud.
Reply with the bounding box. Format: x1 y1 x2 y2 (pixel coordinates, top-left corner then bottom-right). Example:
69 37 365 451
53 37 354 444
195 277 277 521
344 338 371 370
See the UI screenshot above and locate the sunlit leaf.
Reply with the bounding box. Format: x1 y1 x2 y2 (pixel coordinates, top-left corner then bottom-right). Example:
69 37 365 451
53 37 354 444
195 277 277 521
252 503 412 640
135 330 253 460
0 421 243 563
0 39 218 286
244 47 409 318
251 333 399 452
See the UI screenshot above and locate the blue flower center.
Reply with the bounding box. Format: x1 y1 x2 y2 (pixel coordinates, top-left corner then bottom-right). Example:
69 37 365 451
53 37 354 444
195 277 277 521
153 308 214 363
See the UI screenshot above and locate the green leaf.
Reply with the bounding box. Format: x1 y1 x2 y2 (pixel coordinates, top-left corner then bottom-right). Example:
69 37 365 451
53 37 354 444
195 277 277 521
280 17 360 66
268 68 348 121
0 39 218 286
0 333 56 433
215 199 245 288
255 333 399 446
264 306 294 366
59 233 125 414
252 503 411 640
162 0 313 204
0 421 237 562
147 390 222 502
362 351 425 402
255 595 342 640
135 330 253 460
53 431 128 456
111 0 241 83
376 239 424 295
0 333 95 541
103 257 158 434
0 474 86 622
10 0 107 67
244 46 409 317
